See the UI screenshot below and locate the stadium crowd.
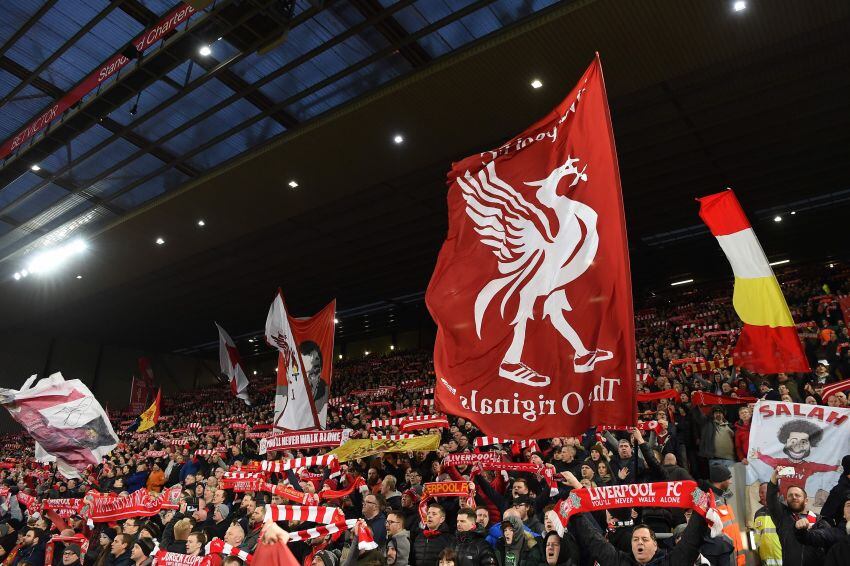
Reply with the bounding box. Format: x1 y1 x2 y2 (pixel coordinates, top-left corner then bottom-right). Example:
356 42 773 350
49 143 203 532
0 266 848 566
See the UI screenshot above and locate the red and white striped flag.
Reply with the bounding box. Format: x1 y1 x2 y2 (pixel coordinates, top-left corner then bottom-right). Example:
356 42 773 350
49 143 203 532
260 454 338 473
263 505 344 525
216 323 251 405
822 378 850 402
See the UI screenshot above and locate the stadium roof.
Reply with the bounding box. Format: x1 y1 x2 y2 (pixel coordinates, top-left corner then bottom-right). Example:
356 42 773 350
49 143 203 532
0 0 848 352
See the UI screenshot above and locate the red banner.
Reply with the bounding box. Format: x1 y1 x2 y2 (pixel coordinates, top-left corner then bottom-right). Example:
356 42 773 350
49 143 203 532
555 481 718 532
128 376 150 415
427 55 635 438
691 391 756 406
0 3 196 160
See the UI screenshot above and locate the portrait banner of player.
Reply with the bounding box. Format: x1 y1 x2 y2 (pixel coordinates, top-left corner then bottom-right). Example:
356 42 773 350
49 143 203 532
289 300 336 428
747 399 849 507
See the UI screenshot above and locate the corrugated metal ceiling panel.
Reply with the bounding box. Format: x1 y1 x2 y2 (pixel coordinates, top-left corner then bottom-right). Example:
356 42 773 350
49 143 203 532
5 0 102 72
39 8 144 90
0 1 51 48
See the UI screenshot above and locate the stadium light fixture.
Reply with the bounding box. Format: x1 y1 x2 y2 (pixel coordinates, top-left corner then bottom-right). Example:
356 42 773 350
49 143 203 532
333 318 339 324
24 238 87 275
733 1 747 12
288 180 299 189
252 370 258 375
364 351 370 356
199 45 212 56
13 273 21 281
76 274 83 279
390 345 395 350
790 211 796 215
530 79 543 89
30 164 41 171
338 354 343 360
829 263 835 268
155 237 165 245
670 279 694 286
769 259 790 266
773 215 782 222
197 219 205 227
393 134 404 144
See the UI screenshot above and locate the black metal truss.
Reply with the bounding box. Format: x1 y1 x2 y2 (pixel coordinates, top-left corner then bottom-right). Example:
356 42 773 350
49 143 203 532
0 0 414 221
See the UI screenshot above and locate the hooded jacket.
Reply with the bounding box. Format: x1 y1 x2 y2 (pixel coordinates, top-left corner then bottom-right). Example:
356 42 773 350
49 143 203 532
389 530 411 566
495 530 543 566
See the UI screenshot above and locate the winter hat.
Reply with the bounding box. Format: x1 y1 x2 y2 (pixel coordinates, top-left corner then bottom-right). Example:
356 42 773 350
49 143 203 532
215 504 230 520
317 549 341 566
842 455 850 475
65 544 82 557
709 464 732 483
101 527 117 541
135 537 155 557
357 523 378 551
501 514 523 534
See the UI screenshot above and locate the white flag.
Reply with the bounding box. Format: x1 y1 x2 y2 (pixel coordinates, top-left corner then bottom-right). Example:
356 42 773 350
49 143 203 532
0 373 118 479
215 323 251 405
265 291 320 430
747 399 849 505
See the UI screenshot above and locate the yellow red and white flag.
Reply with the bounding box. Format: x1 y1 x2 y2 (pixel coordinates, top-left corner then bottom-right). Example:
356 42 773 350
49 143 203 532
697 189 809 374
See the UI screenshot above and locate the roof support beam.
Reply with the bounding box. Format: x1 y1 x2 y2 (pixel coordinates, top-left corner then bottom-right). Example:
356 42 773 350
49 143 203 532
349 0 431 67
118 0 299 129
0 56 199 179
0 0 59 60
0 1 125 108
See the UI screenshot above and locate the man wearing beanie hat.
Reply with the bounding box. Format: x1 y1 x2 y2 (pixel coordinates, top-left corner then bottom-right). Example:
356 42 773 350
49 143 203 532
61 543 82 566
698 463 738 566
313 548 341 566
205 504 231 540
131 537 155 566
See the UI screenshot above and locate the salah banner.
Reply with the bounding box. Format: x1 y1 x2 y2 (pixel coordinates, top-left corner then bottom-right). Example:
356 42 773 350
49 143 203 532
266 292 335 431
259 429 350 454
747 400 849 501
426 55 635 438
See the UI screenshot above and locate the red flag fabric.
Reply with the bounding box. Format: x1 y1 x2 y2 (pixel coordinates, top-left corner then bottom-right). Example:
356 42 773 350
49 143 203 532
216 323 252 405
839 297 850 328
426 56 635 438
691 391 757 406
636 390 679 402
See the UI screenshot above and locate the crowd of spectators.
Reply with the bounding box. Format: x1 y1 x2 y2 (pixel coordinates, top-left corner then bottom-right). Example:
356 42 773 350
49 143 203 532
0 266 848 566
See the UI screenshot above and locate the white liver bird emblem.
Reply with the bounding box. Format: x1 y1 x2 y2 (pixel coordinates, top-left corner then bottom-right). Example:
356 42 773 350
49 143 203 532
459 156 613 387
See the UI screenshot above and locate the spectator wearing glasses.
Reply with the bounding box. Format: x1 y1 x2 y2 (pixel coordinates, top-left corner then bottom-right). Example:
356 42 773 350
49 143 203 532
61 544 82 566
386 511 410 566
363 494 388 547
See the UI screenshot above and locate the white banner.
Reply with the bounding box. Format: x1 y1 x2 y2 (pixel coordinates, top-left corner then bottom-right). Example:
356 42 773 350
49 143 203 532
747 400 849 505
266 291 319 431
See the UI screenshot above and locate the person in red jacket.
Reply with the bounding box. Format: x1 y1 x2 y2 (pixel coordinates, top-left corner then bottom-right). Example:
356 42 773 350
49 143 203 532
734 405 752 463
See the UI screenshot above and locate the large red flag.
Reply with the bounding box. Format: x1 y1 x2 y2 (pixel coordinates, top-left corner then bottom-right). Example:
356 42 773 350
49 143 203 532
426 55 635 439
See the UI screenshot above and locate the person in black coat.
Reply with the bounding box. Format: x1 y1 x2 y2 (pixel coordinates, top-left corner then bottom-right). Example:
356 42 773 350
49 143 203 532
570 513 708 566
106 534 133 566
412 504 454 566
765 465 828 566
449 510 496 566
